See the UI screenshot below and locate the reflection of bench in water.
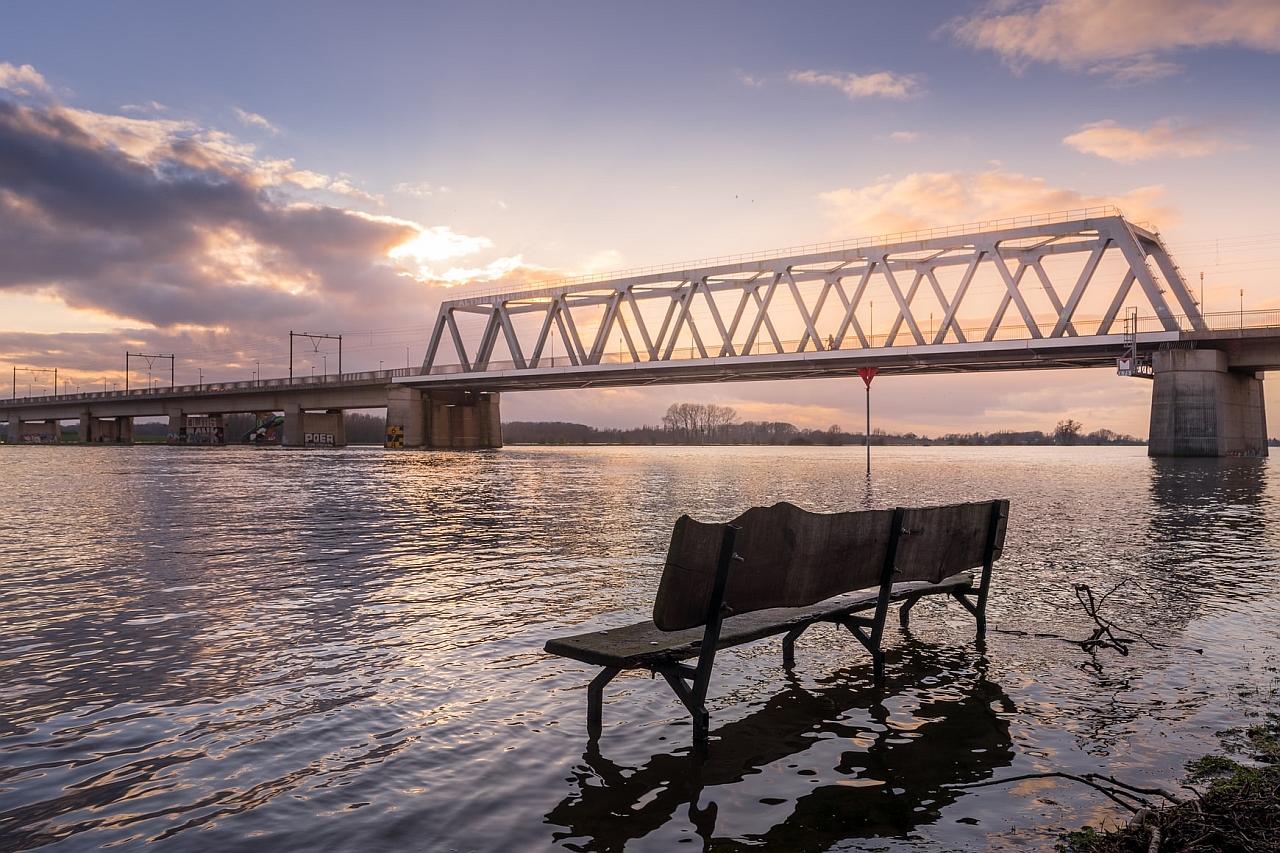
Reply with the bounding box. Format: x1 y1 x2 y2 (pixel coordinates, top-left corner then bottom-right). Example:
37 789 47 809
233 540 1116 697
546 642 1016 849
545 500 1009 744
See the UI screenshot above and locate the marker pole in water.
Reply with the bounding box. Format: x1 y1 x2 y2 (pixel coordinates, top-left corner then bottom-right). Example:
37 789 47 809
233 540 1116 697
857 368 878 475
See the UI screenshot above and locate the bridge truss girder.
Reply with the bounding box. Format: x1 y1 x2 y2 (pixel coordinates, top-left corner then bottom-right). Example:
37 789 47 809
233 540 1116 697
422 213 1204 376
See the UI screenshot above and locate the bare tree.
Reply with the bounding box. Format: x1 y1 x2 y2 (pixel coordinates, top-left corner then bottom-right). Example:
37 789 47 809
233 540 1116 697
1054 419 1083 445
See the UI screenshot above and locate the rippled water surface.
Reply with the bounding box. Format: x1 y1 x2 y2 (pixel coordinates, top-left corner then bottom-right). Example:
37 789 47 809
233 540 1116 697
1 444 1277 851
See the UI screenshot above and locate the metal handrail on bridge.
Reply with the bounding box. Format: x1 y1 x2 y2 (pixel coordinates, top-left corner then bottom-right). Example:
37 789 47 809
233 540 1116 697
8 367 424 405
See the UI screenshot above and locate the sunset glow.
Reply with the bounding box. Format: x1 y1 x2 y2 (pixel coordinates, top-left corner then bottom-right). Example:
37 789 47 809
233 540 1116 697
1 2 1277 434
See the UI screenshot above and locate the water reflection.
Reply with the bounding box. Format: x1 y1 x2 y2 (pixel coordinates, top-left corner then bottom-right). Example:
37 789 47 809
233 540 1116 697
2 446 1277 852
1145 456 1273 606
547 640 1014 851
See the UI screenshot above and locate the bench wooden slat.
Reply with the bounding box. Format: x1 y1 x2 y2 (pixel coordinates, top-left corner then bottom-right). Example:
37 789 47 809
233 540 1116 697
548 574 973 670
896 501 1009 584
652 503 896 631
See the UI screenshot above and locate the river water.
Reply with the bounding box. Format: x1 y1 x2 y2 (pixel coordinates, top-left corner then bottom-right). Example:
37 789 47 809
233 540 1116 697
1 444 1277 852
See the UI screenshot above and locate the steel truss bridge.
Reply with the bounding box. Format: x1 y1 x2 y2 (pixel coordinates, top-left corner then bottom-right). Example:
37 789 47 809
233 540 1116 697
413 208 1244 392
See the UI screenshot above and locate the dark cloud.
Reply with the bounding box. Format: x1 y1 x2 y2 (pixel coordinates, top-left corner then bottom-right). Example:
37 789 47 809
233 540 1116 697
0 95 420 330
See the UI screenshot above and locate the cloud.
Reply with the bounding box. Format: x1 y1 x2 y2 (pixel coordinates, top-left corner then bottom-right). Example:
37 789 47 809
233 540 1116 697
0 85 525 337
737 73 766 89
818 167 1176 235
393 181 434 197
281 169 382 203
234 107 281 134
1063 118 1248 162
120 101 167 114
0 62 54 98
389 225 494 264
581 249 625 273
788 70 924 100
889 131 919 142
952 0 1280 84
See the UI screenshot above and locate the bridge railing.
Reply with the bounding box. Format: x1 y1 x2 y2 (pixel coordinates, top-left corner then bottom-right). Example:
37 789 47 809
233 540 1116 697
6 367 425 404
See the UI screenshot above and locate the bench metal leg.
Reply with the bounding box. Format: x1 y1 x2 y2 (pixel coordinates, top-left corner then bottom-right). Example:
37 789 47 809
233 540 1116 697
951 590 986 638
781 626 807 670
659 668 710 745
899 595 922 628
586 667 621 739
840 616 887 684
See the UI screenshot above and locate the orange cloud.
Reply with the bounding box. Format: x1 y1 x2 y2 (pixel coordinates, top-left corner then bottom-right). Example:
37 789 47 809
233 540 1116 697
234 107 281 134
952 0 1280 83
1063 118 1249 162
788 70 924 100
819 168 1177 235
0 62 53 98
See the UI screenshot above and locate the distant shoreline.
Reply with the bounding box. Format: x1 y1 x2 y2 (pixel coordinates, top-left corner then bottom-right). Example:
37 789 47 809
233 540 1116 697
500 419 1151 447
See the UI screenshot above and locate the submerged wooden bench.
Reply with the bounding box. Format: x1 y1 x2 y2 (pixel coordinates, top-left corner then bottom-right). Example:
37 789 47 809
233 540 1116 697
544 499 1009 744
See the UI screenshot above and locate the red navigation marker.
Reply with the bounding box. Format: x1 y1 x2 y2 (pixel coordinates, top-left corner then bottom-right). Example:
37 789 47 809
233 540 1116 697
857 368 878 474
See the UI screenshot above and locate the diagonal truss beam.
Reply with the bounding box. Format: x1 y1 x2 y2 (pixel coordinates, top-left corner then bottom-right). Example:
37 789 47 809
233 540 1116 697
421 212 1207 375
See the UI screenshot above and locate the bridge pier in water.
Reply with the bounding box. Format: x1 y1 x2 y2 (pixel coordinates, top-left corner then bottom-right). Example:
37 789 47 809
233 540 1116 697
80 413 134 443
6 415 61 443
1149 349 1268 457
167 412 227 445
282 406 346 448
386 388 501 450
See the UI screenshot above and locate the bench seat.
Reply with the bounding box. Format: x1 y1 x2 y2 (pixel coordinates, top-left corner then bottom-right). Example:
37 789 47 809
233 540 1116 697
546 573 973 670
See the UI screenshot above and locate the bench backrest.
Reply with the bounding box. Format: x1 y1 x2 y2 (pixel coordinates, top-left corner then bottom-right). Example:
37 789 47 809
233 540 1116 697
651 500 1008 631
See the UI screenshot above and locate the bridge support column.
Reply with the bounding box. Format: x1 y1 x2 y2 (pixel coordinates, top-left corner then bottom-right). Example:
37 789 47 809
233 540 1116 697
1149 349 1268 457
386 386 424 449
80 412 134 443
425 390 502 449
282 404 302 447
168 410 184 443
282 405 346 447
167 412 226 445
382 388 500 450
13 418 61 443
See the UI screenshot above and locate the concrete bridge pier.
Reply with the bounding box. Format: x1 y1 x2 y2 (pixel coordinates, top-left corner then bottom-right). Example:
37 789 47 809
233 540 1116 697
282 405 347 447
167 411 227 445
1148 349 1268 457
80 412 134 443
386 387 501 449
6 415 61 443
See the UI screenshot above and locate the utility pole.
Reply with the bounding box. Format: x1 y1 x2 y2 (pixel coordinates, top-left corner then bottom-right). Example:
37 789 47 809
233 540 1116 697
124 352 174 392
291 332 342 383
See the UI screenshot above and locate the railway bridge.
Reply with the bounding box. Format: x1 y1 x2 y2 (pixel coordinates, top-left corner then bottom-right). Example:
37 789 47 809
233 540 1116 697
4 209 1276 456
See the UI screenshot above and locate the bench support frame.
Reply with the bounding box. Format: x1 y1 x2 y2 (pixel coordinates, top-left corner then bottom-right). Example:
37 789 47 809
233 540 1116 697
588 525 740 745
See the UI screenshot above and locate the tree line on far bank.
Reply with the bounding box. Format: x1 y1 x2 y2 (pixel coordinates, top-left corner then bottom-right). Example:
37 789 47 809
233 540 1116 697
26 408 1270 447
504 405 1146 447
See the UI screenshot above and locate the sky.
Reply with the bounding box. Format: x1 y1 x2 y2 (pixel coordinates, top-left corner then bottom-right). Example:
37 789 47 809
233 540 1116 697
2 0 1278 437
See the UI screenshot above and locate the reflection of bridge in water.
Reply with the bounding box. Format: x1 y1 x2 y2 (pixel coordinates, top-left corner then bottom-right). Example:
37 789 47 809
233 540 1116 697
4 209 1277 455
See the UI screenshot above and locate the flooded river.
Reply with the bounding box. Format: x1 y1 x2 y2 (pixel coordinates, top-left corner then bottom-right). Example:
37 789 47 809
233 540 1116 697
1 444 1276 851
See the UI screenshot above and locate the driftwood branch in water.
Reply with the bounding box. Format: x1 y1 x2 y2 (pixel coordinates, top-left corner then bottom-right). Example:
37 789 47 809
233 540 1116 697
990 579 1204 660
946 770 1185 814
